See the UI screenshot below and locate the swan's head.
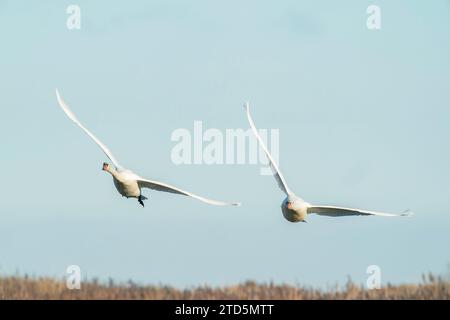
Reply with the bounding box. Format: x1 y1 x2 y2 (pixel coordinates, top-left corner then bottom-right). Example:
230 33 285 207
285 200 302 211
283 194 310 212
282 195 309 223
284 195 303 211
102 162 110 171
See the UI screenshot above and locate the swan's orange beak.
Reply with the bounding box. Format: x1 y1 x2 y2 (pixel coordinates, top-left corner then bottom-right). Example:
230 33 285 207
102 163 109 171
287 202 292 209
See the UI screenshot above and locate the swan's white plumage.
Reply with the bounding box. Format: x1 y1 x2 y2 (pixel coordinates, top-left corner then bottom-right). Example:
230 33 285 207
245 103 413 222
137 178 240 206
244 103 292 196
307 206 413 217
56 89 123 170
56 89 239 207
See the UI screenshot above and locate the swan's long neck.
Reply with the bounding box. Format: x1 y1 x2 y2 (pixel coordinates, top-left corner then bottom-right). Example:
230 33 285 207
105 166 120 179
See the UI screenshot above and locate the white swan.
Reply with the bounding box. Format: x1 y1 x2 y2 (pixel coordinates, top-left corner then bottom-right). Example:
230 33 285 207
55 89 240 207
244 103 412 223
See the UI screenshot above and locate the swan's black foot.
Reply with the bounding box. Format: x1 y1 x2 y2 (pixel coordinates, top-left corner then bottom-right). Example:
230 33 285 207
138 195 148 207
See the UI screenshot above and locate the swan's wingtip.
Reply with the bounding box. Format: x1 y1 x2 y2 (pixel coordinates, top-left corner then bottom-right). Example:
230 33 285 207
401 209 414 217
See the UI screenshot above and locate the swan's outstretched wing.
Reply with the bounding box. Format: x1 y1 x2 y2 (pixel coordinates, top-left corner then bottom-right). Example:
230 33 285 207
307 205 413 217
56 89 123 170
245 103 292 195
137 178 240 206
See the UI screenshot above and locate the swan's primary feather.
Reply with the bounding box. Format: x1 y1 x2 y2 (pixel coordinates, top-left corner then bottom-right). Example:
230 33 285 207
307 205 413 217
56 89 123 170
245 103 292 196
137 178 241 206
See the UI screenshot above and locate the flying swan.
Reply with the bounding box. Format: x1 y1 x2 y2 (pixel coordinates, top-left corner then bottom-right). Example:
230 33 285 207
55 89 240 207
244 103 412 223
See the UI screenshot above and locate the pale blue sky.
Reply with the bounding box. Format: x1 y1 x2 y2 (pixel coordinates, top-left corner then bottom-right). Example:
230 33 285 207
0 0 449 288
